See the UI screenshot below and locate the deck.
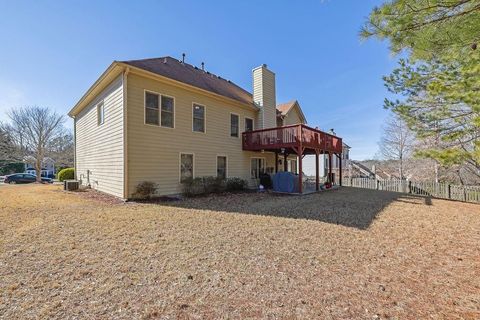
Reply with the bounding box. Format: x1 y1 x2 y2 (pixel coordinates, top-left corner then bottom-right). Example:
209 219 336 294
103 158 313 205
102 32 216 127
242 124 342 155
242 124 343 194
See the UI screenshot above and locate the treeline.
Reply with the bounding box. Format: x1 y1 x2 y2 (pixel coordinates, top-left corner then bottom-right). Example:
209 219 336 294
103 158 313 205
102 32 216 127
0 106 73 179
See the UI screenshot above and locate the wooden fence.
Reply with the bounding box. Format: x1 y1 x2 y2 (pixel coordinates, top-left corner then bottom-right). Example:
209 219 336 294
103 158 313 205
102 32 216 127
343 178 480 204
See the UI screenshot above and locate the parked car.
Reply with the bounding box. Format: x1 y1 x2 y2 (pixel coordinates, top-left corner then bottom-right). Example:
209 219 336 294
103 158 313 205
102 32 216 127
0 176 5 183
3 173 53 184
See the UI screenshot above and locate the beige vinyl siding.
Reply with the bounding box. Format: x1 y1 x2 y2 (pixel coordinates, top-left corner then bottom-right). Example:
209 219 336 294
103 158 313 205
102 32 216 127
126 73 274 197
252 66 276 129
75 75 124 197
283 105 305 125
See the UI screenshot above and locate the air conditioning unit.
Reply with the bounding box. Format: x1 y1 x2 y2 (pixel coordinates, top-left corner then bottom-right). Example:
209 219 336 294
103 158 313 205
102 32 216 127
64 180 79 191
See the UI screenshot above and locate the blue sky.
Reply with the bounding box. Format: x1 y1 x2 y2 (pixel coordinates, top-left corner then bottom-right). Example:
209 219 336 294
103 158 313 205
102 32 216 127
0 0 397 160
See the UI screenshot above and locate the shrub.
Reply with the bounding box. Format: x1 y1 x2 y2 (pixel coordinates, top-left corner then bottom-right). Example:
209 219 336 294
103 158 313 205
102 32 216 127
58 168 74 182
226 177 248 192
203 176 226 193
182 176 226 197
182 178 205 197
132 181 158 199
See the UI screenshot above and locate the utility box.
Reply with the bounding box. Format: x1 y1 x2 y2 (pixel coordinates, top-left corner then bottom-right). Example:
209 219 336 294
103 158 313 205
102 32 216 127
64 180 79 191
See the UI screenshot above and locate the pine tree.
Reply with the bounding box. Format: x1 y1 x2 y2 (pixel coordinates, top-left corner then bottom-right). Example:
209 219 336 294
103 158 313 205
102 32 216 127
362 0 480 181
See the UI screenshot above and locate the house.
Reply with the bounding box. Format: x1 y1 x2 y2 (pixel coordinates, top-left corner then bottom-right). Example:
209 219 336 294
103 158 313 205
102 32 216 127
303 141 350 181
323 141 350 181
23 156 55 178
349 161 400 180
69 56 342 199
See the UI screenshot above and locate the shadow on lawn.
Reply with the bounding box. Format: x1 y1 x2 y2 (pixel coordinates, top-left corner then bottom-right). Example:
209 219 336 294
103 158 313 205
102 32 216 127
157 187 430 230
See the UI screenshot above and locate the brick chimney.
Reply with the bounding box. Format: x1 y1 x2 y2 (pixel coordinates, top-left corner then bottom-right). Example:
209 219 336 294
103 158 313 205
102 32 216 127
252 64 276 129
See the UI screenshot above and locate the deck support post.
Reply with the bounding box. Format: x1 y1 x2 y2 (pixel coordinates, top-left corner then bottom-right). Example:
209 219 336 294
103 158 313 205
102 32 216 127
298 126 303 194
283 153 288 171
298 151 303 194
275 152 278 173
315 149 319 191
328 152 333 184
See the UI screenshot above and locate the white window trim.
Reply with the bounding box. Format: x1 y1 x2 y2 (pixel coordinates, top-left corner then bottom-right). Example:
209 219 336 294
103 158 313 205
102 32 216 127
179 152 195 182
244 117 254 133
250 157 266 179
97 101 104 126
216 154 228 179
192 102 206 134
230 112 240 138
143 89 176 129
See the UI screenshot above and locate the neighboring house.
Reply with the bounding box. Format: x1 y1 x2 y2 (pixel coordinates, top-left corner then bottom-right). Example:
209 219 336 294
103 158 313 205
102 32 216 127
322 142 350 180
303 142 350 180
348 161 398 180
24 156 55 178
69 56 341 199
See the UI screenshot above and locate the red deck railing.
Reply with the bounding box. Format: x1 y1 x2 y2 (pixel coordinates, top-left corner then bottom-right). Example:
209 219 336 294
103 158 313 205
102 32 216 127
242 124 342 154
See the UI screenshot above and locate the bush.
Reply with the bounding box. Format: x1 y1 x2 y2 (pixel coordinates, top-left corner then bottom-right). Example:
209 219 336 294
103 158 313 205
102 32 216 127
58 168 74 182
226 177 248 192
182 176 226 197
132 181 158 199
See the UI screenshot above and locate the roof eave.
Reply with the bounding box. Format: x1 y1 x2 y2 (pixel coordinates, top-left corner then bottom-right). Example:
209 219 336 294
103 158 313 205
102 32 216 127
68 62 124 117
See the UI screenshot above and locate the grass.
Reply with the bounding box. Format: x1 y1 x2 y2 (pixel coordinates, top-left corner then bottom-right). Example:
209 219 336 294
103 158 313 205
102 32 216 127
0 184 479 319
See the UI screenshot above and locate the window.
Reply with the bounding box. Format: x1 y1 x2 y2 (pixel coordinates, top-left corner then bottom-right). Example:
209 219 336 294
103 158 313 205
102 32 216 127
97 102 104 125
245 118 253 132
180 153 194 182
192 104 205 132
230 114 239 137
145 91 174 127
217 156 227 179
161 96 174 128
251 158 265 179
145 92 159 125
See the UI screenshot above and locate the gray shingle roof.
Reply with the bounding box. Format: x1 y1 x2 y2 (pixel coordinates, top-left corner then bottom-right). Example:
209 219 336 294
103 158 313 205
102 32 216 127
122 56 254 105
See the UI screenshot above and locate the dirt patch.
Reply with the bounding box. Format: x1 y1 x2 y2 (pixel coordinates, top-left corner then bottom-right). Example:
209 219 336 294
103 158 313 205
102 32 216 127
0 184 479 319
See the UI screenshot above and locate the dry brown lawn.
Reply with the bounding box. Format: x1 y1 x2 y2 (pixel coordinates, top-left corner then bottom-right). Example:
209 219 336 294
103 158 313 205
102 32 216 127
0 183 479 319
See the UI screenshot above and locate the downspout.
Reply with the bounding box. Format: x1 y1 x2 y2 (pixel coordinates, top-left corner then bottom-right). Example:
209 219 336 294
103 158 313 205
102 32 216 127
123 67 130 200
73 115 77 180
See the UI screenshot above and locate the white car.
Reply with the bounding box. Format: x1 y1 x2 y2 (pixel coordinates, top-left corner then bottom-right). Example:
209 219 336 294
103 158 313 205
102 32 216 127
0 176 5 183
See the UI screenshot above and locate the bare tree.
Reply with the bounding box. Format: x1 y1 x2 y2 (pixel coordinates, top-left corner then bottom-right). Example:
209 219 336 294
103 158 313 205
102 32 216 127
0 124 12 160
379 114 416 179
48 131 74 169
7 106 65 182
